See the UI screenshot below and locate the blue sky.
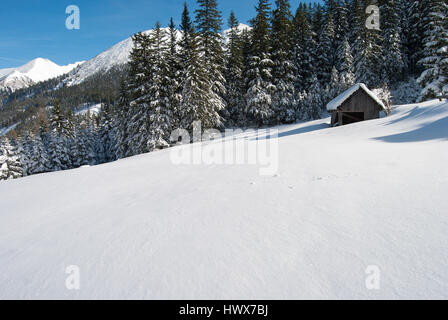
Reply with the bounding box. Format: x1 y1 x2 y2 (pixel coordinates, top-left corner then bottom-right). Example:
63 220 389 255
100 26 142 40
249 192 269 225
0 0 322 69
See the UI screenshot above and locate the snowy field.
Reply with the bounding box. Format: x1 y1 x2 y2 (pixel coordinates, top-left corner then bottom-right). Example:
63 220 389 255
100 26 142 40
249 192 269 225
0 100 447 299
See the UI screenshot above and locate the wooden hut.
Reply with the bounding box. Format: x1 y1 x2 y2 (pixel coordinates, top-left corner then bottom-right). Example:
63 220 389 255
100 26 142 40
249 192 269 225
327 83 387 127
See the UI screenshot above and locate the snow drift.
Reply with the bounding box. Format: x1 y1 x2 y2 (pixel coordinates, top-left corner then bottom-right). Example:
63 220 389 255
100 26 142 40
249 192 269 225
0 100 447 299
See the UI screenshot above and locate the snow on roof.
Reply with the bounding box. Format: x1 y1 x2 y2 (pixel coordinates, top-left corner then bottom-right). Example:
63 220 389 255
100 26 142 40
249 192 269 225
326 83 386 111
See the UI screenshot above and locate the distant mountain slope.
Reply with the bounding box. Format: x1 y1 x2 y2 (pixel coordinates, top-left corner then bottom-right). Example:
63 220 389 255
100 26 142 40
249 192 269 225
64 28 182 86
0 58 83 91
0 24 252 91
0 100 447 299
64 24 250 86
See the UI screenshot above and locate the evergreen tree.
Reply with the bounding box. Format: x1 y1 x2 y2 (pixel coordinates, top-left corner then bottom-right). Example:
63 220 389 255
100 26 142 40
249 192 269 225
351 0 383 87
418 0 448 99
147 22 172 150
224 11 245 126
380 0 406 82
98 102 117 163
195 0 227 121
115 79 131 159
406 0 428 75
293 3 317 92
167 18 183 130
0 137 24 180
246 0 276 126
337 37 355 89
180 32 221 131
49 101 72 170
124 32 154 156
316 12 335 84
271 0 297 123
29 133 51 174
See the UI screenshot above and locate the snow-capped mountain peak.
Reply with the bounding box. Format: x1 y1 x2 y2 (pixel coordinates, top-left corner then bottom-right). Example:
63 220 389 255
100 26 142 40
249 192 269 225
0 58 84 91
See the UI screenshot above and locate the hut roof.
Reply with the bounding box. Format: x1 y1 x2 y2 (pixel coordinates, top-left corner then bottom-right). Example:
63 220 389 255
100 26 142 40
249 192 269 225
326 83 386 111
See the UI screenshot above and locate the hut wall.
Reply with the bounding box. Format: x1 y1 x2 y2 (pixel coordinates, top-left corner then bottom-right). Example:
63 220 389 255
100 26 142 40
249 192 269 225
338 89 381 120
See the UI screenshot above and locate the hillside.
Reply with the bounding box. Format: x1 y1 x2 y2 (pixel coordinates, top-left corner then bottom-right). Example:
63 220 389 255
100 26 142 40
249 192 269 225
0 100 447 299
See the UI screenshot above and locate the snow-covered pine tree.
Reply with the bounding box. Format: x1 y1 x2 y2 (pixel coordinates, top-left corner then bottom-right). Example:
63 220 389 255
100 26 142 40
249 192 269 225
301 75 327 121
224 11 245 127
293 3 317 93
418 0 448 99
380 0 406 83
316 11 335 85
167 18 183 131
350 0 383 87
179 1 194 63
337 37 355 90
271 0 297 124
98 102 116 163
194 0 226 129
146 22 172 151
334 0 350 50
25 132 51 175
124 32 154 156
246 0 275 127
0 137 24 180
180 30 220 131
406 0 428 75
49 101 73 170
115 79 131 159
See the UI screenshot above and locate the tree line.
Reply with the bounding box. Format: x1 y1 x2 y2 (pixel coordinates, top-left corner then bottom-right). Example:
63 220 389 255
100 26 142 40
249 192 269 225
1 0 447 180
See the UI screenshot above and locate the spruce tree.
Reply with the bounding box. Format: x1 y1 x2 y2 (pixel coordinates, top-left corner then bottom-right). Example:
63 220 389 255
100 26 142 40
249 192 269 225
337 37 355 89
380 0 406 82
0 137 24 180
224 11 245 126
246 0 276 126
147 22 172 150
167 18 183 130
124 31 154 156
293 3 317 93
418 0 448 99
271 0 296 124
195 0 227 122
180 32 221 131
351 0 383 87
316 12 336 85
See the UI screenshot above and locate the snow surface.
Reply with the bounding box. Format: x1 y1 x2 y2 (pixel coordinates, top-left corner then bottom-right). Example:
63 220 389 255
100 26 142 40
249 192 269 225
0 58 84 91
0 100 448 299
327 83 387 111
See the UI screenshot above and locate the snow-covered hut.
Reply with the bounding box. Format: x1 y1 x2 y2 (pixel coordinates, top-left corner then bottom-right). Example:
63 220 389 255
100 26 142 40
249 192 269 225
327 83 387 127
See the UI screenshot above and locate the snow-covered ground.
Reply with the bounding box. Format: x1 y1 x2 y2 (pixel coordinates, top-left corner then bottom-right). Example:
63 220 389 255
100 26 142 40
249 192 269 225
0 100 447 299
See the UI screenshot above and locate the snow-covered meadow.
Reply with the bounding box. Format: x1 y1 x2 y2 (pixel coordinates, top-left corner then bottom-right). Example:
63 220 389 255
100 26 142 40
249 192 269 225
0 100 447 299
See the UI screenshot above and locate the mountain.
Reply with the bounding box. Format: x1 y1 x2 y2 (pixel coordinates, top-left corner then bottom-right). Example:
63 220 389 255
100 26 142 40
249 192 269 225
64 28 182 86
64 25 250 86
0 99 447 299
0 58 84 91
0 24 252 91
